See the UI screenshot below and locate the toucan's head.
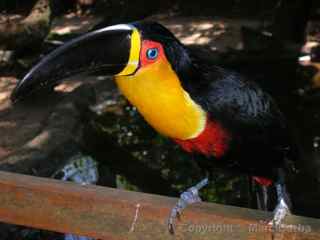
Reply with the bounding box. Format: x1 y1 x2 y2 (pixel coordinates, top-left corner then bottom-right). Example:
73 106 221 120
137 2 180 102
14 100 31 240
11 21 206 140
11 21 190 102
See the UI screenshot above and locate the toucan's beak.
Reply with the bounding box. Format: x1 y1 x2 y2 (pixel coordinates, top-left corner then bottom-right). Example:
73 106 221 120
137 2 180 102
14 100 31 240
11 24 141 102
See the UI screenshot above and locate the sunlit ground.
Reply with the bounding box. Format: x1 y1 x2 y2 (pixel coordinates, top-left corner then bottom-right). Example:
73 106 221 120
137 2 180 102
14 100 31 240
51 13 261 50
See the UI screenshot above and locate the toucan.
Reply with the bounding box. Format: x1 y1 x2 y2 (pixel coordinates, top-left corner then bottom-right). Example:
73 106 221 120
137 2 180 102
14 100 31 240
11 21 296 233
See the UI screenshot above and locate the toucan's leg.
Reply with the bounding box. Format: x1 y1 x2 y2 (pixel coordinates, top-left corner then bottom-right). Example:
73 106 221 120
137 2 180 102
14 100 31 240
269 169 291 228
261 185 269 210
255 183 269 211
168 178 209 234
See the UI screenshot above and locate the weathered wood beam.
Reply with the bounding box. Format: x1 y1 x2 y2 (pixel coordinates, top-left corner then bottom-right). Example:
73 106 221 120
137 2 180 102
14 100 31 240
0 171 319 239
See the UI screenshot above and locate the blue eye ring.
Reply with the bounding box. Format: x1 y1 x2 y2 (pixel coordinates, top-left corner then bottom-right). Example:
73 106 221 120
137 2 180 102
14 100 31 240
146 48 159 60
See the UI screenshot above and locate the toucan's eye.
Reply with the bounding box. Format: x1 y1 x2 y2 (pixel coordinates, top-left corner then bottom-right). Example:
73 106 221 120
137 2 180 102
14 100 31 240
146 48 159 60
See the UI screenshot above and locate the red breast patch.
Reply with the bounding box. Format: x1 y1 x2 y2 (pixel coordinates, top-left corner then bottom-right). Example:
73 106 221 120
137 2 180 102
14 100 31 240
174 118 230 158
253 176 273 186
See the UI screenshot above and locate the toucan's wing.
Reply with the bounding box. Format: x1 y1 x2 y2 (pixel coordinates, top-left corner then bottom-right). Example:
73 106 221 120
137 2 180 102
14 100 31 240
199 67 296 162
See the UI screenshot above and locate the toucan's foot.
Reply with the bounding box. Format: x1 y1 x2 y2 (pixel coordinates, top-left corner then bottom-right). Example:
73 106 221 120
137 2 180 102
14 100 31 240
268 179 291 240
269 197 291 240
269 197 291 227
168 178 208 234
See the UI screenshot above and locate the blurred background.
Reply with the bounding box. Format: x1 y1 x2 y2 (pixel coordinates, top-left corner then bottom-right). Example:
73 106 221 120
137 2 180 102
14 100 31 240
0 0 320 239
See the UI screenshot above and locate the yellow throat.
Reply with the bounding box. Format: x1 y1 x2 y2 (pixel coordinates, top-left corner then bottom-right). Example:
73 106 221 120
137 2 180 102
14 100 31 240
115 59 206 140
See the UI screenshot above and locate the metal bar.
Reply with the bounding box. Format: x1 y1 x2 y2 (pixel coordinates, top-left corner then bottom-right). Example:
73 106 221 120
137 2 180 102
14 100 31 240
0 171 319 240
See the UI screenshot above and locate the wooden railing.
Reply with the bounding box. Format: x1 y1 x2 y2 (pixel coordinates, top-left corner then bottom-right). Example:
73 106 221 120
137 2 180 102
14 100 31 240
0 170 319 239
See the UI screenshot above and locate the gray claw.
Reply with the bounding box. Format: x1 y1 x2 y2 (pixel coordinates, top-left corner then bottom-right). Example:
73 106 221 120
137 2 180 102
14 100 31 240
268 198 290 227
168 178 208 234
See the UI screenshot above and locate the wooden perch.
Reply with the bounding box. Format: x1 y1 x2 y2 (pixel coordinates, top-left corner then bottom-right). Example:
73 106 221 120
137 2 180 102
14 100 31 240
0 171 319 239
